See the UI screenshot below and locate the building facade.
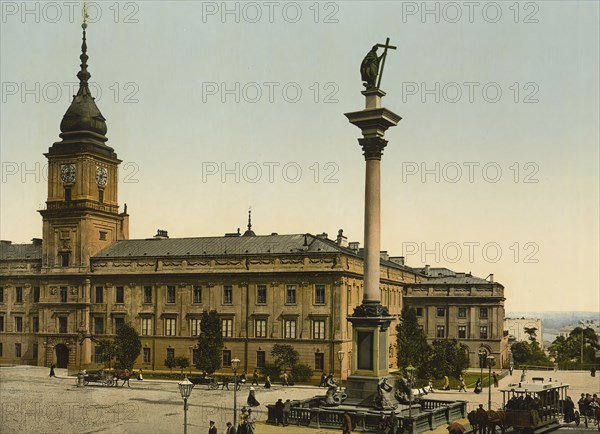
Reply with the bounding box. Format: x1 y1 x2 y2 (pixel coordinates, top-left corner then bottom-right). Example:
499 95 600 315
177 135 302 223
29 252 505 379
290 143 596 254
505 317 544 349
0 26 507 376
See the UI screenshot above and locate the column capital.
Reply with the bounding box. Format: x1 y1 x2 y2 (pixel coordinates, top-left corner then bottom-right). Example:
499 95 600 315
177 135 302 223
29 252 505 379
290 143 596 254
359 137 388 160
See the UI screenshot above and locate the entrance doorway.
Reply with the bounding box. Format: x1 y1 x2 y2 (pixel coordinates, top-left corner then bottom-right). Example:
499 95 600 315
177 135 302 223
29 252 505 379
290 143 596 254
55 344 69 368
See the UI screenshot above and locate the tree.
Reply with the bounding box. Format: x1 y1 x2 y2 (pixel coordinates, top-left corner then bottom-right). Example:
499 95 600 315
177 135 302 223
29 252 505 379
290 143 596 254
396 307 432 378
510 341 532 364
549 326 599 366
271 344 300 372
96 339 117 369
429 339 470 379
164 354 175 373
195 310 224 375
523 327 538 342
174 356 190 375
114 323 142 370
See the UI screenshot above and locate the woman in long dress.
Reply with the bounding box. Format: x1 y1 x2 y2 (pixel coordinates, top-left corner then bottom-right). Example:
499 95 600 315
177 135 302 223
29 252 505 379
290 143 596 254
247 386 260 407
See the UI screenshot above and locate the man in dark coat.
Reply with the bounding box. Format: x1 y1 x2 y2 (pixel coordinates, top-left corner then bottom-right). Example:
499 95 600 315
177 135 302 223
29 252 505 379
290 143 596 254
275 398 284 426
208 420 217 434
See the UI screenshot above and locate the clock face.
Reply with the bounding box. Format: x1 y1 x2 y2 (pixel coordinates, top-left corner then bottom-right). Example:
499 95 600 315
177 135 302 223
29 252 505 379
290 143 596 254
60 164 76 184
96 166 108 187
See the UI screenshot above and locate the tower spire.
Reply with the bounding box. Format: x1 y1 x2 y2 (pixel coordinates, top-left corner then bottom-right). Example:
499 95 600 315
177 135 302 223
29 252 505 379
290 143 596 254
77 2 91 96
242 207 256 237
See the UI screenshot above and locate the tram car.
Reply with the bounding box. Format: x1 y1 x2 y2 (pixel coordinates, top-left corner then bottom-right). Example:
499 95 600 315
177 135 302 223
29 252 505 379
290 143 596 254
500 377 569 433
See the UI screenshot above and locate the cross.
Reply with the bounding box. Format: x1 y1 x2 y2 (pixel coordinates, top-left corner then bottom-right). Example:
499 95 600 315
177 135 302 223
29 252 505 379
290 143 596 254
375 37 397 90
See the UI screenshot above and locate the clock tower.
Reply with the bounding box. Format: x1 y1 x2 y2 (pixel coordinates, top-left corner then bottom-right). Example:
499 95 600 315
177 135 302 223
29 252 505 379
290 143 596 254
39 23 128 270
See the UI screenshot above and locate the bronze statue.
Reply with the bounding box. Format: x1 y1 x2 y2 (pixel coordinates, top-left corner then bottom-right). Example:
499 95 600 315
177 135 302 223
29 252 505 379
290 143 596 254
360 38 397 90
375 377 396 409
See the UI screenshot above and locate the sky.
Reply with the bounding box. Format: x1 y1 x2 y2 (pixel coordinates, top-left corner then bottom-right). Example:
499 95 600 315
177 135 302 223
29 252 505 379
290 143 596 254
1 1 598 313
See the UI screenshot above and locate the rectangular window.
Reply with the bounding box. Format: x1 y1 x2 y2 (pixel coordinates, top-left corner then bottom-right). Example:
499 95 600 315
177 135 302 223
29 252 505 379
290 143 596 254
256 351 266 368
480 326 488 339
60 253 69 267
32 316 39 333
60 286 67 303
347 288 352 306
166 347 175 360
315 352 325 370
255 319 267 338
115 286 124 303
221 319 233 338
95 286 103 303
415 307 423 317
144 286 152 304
458 307 467 318
479 308 488 318
0 316 4 332
223 285 232 304
15 343 22 358
283 320 296 339
436 325 445 338
98 189 104 203
190 318 201 336
33 343 38 359
143 347 151 363
94 346 102 363
286 285 297 304
15 316 23 332
99 231 107 240
167 286 176 304
94 317 104 335
114 317 125 332
164 318 176 336
64 187 71 201
59 317 68 334
223 349 232 367
141 318 152 336
315 285 325 305
257 285 267 304
33 287 40 303
0 287 4 303
458 325 467 339
193 286 202 304
16 287 23 303
436 307 445 317
313 320 325 340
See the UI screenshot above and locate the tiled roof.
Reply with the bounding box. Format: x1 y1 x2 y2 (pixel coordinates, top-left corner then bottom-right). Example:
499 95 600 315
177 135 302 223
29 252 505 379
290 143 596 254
412 267 493 284
0 242 42 261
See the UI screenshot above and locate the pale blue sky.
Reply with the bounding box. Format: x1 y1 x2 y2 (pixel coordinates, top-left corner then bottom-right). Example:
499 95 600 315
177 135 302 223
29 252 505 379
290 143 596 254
1 1 598 312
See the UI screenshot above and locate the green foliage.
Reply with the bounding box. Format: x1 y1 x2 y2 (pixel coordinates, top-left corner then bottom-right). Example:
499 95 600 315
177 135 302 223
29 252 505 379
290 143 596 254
291 364 313 382
174 356 190 374
164 354 175 373
429 339 470 379
114 323 142 370
511 341 532 363
395 307 432 378
96 339 117 369
549 326 599 366
195 310 224 375
260 362 281 381
523 327 538 341
271 344 300 371
511 336 552 367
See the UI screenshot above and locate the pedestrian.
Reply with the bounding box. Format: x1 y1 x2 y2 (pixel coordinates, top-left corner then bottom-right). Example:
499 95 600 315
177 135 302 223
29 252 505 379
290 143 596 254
427 379 434 392
282 371 289 386
458 376 467 392
208 420 217 434
121 368 131 387
238 408 248 434
591 367 596 377
251 369 259 386
320 372 327 387
246 408 256 434
283 399 291 426
508 364 514 375
387 412 399 434
275 398 284 426
264 375 271 389
475 404 487 434
492 372 498 387
49 363 56 378
474 378 482 394
520 370 526 382
240 370 247 384
377 412 388 434
225 421 236 434
563 396 575 423
247 386 260 407
342 411 353 434
138 368 144 380
442 375 450 390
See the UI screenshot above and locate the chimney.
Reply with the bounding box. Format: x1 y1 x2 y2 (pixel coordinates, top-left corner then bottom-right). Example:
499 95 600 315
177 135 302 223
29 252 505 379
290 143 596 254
31 238 42 246
348 241 360 252
424 264 430 275
154 229 169 239
389 256 405 266
380 251 389 261
489 273 494 283
336 229 348 247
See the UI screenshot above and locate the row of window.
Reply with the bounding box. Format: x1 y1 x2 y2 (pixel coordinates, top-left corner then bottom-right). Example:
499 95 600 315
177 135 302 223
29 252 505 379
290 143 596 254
416 307 490 318
0 287 41 304
434 325 489 339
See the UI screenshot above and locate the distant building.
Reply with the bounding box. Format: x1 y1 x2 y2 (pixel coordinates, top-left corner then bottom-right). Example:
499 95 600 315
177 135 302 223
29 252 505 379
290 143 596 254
558 319 600 338
505 317 544 348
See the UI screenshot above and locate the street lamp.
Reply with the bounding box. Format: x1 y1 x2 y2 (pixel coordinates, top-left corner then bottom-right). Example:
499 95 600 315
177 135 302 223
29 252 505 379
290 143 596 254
486 355 495 410
188 346 194 375
231 358 241 428
478 347 487 384
178 378 194 434
406 364 417 434
337 350 345 389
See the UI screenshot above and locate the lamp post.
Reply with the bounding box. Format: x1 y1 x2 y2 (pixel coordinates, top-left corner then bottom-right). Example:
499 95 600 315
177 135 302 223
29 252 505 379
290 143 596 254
487 355 495 410
178 378 193 434
231 358 241 428
188 346 193 376
478 347 487 383
337 350 345 389
406 364 416 434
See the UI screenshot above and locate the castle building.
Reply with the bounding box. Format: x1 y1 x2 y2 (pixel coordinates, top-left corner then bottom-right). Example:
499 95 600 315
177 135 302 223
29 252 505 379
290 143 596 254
0 26 507 375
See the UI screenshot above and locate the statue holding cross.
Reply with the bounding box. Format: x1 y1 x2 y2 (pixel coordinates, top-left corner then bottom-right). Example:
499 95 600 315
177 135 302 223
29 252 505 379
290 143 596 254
360 38 397 90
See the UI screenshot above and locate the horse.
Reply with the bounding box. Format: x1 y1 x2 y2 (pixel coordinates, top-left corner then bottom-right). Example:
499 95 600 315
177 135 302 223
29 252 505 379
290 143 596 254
113 369 133 387
487 410 506 434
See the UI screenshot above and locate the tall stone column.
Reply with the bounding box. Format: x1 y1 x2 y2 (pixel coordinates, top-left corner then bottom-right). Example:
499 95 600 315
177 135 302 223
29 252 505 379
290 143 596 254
344 88 401 404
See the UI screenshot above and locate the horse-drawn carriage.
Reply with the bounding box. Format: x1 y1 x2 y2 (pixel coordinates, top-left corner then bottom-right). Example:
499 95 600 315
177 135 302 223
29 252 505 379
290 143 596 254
82 370 115 386
499 378 569 433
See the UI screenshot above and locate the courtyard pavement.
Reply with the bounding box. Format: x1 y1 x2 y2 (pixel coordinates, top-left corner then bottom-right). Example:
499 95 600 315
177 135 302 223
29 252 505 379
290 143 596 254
0 366 598 434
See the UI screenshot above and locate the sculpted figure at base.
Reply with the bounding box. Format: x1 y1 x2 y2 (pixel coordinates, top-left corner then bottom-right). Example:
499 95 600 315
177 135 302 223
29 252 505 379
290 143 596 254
321 373 347 406
375 377 396 410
